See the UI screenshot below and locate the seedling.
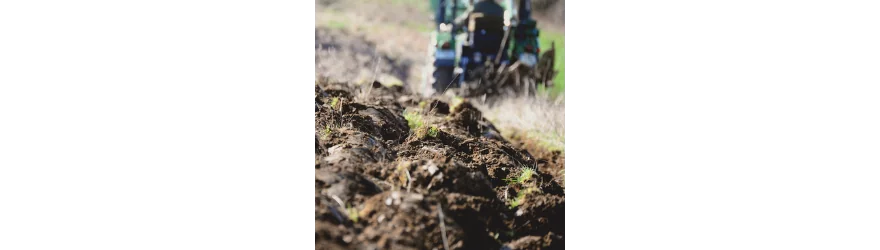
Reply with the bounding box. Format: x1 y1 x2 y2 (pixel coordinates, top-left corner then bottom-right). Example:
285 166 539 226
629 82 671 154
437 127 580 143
505 167 535 185
509 186 538 209
403 109 424 130
346 204 359 223
427 125 439 137
415 126 429 139
411 123 439 139
330 97 340 110
506 167 539 208
404 104 442 140
321 125 332 140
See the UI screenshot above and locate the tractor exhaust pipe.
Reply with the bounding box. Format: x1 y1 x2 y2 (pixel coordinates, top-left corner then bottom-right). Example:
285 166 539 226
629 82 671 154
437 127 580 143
436 0 447 26
518 0 532 21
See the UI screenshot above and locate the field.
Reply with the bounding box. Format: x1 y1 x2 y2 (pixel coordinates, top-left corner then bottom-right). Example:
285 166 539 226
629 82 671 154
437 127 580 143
315 81 564 249
315 1 565 249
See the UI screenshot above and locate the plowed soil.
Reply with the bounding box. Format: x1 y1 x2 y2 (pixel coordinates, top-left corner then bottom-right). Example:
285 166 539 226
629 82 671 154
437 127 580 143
315 80 564 249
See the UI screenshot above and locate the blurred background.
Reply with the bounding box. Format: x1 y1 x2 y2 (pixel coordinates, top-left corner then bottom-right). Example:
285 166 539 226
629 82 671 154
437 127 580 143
316 0 564 152
316 0 564 96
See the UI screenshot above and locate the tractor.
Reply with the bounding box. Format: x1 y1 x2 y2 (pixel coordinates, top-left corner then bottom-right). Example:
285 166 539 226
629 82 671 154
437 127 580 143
427 0 557 99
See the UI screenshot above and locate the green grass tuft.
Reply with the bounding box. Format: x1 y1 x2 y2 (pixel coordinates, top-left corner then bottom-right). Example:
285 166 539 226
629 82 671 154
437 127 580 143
517 168 535 183
427 125 439 137
509 186 539 209
321 125 332 140
327 19 347 30
505 167 535 185
330 97 340 110
506 167 540 208
346 205 359 223
403 109 424 130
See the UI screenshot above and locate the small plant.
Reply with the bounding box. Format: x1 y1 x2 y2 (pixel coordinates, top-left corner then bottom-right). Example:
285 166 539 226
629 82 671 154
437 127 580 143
320 125 332 140
404 107 438 139
505 167 535 185
403 109 424 130
427 125 439 137
414 125 429 139
506 167 539 208
509 186 539 209
330 97 340 110
346 204 359 223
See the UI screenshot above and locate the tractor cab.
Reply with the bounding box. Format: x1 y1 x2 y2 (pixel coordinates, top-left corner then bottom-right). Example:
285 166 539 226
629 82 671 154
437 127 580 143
459 12 509 83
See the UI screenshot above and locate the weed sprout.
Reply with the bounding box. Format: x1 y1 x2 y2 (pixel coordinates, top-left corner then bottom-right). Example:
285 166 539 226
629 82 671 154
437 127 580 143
427 125 439 137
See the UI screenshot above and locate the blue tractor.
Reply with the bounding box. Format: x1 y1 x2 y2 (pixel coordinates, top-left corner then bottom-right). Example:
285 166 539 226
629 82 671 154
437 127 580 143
428 0 556 97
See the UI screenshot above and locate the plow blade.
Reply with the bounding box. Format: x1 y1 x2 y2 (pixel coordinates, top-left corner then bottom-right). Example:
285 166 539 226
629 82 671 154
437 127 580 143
455 42 557 101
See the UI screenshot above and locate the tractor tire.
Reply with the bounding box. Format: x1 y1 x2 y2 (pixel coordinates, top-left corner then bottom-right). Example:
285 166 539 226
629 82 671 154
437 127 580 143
431 66 456 94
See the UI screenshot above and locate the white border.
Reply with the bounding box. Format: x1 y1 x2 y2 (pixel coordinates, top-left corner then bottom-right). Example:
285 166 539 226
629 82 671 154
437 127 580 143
576 0 880 249
1 0 311 249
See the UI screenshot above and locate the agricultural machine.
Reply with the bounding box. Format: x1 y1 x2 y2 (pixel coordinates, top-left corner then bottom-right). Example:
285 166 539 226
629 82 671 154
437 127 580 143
427 0 557 98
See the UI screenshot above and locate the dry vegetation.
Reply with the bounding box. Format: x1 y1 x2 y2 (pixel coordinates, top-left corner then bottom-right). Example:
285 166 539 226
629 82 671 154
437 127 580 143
478 95 564 153
316 0 431 92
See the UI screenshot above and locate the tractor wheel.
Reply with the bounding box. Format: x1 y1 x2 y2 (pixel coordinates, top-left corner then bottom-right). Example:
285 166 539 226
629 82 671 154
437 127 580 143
431 66 456 94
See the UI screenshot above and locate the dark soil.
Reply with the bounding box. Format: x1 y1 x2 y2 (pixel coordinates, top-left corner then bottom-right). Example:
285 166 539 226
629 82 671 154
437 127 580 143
315 80 565 250
503 132 566 190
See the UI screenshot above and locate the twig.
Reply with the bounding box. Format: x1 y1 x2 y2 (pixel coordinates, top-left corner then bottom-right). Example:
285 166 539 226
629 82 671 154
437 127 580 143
497 146 530 171
331 195 345 208
405 169 412 193
495 26 510 65
370 56 382 84
425 72 463 115
438 203 450 250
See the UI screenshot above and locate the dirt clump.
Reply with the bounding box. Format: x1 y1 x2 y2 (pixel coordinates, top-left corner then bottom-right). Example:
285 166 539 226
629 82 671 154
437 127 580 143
315 80 564 249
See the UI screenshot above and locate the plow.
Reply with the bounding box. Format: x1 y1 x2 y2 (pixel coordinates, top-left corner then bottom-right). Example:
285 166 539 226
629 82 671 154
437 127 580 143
426 0 558 100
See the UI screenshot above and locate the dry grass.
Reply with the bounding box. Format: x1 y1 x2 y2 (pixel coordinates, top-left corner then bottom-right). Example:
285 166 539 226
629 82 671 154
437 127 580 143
477 94 565 153
316 0 431 92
